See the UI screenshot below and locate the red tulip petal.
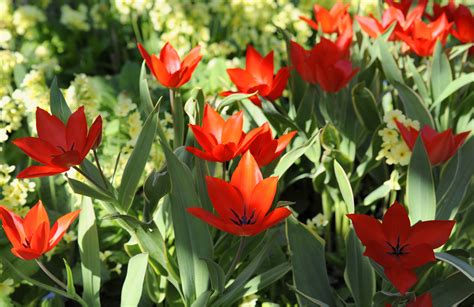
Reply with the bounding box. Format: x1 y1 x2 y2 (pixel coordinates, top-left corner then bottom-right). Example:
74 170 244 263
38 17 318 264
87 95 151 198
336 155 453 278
267 67 290 101
16 165 69 179
151 55 171 87
230 151 263 204
249 176 278 216
30 221 50 255
206 176 244 220
396 121 419 150
384 266 418 295
382 201 411 245
407 220 455 249
176 57 201 88
187 208 242 236
246 45 264 77
276 131 297 153
252 207 291 235
407 292 432 307
51 150 82 167
23 201 50 239
202 104 225 142
137 43 153 73
364 240 397 268
452 131 470 153
48 210 80 250
346 213 385 246
186 146 218 162
160 42 181 74
182 45 202 69
222 111 243 144
11 247 42 260
82 115 103 159
66 106 87 152
0 206 25 247
299 15 319 30
400 244 436 269
211 143 238 162
238 125 266 153
189 124 217 153
227 68 258 91
36 108 67 149
12 137 61 165
356 15 383 38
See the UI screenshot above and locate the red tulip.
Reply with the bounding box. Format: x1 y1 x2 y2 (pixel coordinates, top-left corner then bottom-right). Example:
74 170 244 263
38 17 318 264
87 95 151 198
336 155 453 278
395 121 469 165
222 45 290 107
13 107 102 178
0 201 80 260
186 104 264 162
242 123 296 167
425 0 456 21
386 0 427 16
387 292 432 307
187 151 291 236
451 5 474 55
395 14 452 56
299 1 350 34
347 201 455 294
290 38 358 93
137 42 202 89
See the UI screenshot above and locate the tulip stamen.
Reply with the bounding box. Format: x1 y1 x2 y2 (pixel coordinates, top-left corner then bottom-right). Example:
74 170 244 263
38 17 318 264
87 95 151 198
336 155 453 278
229 208 257 226
386 236 409 257
22 238 31 248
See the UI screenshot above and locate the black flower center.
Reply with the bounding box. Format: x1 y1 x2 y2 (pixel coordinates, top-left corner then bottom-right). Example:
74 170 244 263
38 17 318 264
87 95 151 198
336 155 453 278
386 236 409 257
230 207 257 226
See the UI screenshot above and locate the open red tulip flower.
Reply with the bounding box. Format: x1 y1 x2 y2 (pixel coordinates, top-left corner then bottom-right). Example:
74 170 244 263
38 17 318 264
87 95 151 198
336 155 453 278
290 38 358 93
395 14 452 56
395 121 469 166
242 123 297 167
0 201 80 260
13 106 102 178
451 5 474 55
187 151 291 236
299 1 351 34
222 45 290 107
137 42 202 89
347 201 455 294
186 104 264 162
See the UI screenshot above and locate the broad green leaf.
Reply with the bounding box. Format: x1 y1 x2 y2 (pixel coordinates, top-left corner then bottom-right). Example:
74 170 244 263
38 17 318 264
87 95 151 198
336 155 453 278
351 84 381 131
63 259 77 296
377 38 403 84
217 92 257 112
430 73 474 110
78 197 101 307
50 77 71 123
405 57 430 103
121 253 149 307
344 229 375 307
213 234 276 306
273 130 318 177
67 178 115 202
286 216 335 306
219 262 291 306
118 99 161 212
436 138 474 220
431 41 452 100
172 91 185 148
334 160 355 213
430 272 474 307
363 184 391 206
162 144 212 304
191 291 212 307
407 137 436 222
295 86 316 129
393 81 434 127
435 252 474 282
143 170 170 213
201 258 225 294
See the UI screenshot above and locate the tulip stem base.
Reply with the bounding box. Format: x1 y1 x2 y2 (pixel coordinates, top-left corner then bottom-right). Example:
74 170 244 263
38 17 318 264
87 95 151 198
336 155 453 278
225 237 246 281
35 259 68 291
73 166 107 193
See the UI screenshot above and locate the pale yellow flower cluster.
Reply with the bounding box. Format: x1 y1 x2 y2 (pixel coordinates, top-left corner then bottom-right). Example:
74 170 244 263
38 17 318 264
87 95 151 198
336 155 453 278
0 95 26 142
127 111 143 146
115 92 137 117
1 178 36 214
12 5 46 38
376 110 420 166
0 50 23 96
60 4 90 32
64 74 100 117
114 0 153 21
13 70 49 112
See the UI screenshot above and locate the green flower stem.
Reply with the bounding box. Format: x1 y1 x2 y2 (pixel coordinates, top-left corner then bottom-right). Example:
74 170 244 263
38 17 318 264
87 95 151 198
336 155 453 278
35 259 68 290
225 237 246 281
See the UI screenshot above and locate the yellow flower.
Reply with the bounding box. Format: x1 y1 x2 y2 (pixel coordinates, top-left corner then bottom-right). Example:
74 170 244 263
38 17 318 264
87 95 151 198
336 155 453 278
383 109 406 129
12 5 46 36
60 4 90 32
115 92 137 117
378 128 399 144
390 142 412 166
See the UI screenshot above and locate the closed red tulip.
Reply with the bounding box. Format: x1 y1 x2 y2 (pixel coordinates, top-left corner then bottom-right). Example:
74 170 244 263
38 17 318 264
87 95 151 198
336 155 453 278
13 106 102 178
187 151 291 236
222 45 290 107
0 201 80 260
137 42 202 89
395 121 469 165
242 123 296 167
347 201 455 294
395 14 452 56
290 38 358 93
451 5 474 54
300 1 350 34
186 104 264 162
